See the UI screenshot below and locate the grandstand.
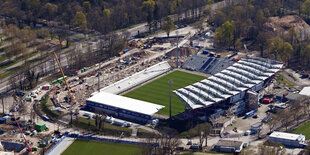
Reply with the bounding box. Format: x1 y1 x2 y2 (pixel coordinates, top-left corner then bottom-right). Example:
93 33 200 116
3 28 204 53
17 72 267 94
182 55 232 75
101 61 172 95
175 57 283 109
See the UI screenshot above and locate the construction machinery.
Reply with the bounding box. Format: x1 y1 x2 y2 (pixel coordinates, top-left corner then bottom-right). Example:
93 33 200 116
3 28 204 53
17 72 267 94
11 112 32 152
53 52 73 104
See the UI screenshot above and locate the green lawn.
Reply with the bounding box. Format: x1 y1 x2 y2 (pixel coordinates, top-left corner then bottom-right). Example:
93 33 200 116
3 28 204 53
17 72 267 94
293 121 310 140
62 140 142 155
276 73 296 88
123 70 206 116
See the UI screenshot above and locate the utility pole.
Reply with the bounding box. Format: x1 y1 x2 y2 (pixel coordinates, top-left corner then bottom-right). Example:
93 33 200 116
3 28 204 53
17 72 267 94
176 31 179 68
169 80 173 120
98 61 101 92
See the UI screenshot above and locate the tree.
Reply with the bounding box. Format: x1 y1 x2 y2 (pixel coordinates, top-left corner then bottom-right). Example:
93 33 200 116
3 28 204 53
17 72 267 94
301 45 310 65
255 9 266 28
102 9 112 33
287 28 298 46
281 42 293 64
72 11 87 33
267 37 293 64
193 20 204 34
1 94 4 114
302 0 310 16
162 17 175 37
215 20 235 48
142 0 156 32
44 3 58 21
83 1 91 13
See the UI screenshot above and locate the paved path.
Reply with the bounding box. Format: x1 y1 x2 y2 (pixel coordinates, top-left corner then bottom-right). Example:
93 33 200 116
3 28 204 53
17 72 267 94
47 137 75 155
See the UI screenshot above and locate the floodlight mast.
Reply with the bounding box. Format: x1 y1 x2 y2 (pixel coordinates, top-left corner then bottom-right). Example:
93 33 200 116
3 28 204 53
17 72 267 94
169 80 173 120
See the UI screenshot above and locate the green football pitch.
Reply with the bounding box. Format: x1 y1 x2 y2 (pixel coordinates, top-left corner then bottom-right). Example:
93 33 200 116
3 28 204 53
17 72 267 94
123 70 206 116
293 121 310 140
62 140 142 155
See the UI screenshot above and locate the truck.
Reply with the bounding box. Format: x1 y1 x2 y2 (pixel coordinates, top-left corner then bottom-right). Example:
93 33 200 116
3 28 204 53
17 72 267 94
244 110 256 119
42 115 50 121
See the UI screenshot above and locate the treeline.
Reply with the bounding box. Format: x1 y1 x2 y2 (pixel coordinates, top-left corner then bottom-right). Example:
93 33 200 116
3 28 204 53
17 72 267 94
212 0 310 69
0 0 214 34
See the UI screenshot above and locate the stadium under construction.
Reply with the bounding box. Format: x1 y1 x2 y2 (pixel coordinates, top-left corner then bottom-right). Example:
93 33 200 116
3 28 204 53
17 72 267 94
176 56 283 118
86 56 283 123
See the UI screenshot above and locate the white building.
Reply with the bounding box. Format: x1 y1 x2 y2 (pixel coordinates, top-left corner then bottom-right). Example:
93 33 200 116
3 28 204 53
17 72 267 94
86 92 165 124
300 87 310 97
213 140 244 153
269 131 307 148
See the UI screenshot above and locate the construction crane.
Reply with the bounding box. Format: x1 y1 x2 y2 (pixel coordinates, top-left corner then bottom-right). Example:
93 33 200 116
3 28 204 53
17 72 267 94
53 52 72 104
11 112 32 152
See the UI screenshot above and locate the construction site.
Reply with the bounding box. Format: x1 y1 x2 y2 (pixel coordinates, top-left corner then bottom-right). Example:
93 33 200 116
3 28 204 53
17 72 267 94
0 11 310 154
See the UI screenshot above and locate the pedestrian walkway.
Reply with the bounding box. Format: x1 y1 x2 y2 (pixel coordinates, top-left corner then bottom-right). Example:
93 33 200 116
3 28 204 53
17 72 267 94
47 137 75 155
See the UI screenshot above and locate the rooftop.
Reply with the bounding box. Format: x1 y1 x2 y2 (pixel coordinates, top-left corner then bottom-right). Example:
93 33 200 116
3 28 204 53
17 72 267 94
269 131 305 141
87 91 165 116
175 57 283 109
216 140 243 147
300 87 310 96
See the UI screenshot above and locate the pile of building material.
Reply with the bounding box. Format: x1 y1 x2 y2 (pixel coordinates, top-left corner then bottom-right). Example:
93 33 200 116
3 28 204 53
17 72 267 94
166 47 195 57
265 15 310 41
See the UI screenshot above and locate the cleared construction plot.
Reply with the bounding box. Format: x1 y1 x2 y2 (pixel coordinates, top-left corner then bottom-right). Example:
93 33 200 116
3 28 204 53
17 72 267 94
123 70 205 116
62 140 142 155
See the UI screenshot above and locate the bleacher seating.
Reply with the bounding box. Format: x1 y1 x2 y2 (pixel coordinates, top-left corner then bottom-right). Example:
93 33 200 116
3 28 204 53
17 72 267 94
199 57 214 71
101 61 172 95
1 141 25 152
182 55 209 71
182 55 233 75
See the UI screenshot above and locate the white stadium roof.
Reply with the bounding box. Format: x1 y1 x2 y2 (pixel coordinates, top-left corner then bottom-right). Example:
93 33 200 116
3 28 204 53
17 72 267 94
87 91 165 116
300 87 310 96
175 57 283 109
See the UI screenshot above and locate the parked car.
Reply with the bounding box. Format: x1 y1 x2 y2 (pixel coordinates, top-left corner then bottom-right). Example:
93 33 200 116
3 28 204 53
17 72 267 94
83 113 91 119
262 116 272 123
252 115 259 119
16 91 25 97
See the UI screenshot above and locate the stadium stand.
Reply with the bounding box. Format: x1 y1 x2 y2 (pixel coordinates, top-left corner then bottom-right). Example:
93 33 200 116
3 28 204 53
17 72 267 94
101 61 172 95
182 55 233 75
182 55 209 71
175 57 283 109
1 141 25 152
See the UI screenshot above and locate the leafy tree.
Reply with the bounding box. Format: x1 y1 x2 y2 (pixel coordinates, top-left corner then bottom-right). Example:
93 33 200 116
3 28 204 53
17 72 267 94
302 0 310 16
267 37 293 64
142 0 156 31
287 28 298 46
83 1 91 13
301 45 310 65
162 16 175 37
72 11 87 33
215 20 235 48
255 9 266 28
44 3 58 21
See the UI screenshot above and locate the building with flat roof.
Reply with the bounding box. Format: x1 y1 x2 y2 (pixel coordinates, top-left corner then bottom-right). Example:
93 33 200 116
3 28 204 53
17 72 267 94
300 87 310 97
86 92 165 124
269 131 307 148
213 140 244 153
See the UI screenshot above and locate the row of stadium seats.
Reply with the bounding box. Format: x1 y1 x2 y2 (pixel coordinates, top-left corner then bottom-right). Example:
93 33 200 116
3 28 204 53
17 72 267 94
101 61 172 94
